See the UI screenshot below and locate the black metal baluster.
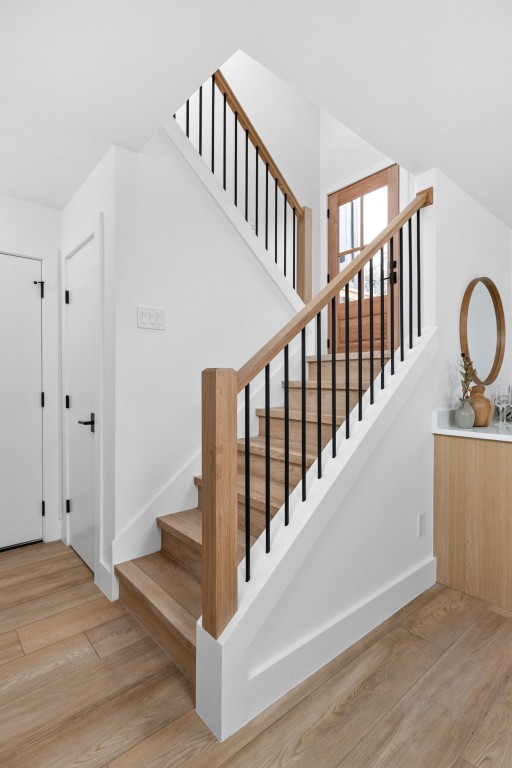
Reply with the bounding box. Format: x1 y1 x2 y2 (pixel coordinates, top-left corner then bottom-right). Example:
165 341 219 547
265 364 271 553
185 99 190 138
380 247 385 389
211 74 215 174
284 194 288 278
265 164 269 251
245 384 251 581
245 129 249 222
316 313 322 478
331 297 337 458
417 209 422 337
390 238 395 375
345 285 350 439
198 86 203 157
284 345 290 526
255 147 259 237
233 113 238 206
399 227 404 361
369 258 374 404
301 328 307 501
357 270 363 420
274 178 278 265
293 209 297 290
408 217 413 348
222 93 227 191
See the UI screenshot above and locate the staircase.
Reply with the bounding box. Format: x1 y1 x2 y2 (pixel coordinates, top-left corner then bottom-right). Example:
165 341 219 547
115 350 386 686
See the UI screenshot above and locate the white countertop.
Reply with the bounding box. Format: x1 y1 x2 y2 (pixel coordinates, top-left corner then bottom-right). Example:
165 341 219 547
433 409 512 443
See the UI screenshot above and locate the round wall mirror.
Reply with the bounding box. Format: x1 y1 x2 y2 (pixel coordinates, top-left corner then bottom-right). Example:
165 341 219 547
459 277 505 385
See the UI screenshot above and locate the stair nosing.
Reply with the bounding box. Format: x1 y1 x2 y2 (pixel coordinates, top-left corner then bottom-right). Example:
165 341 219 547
255 407 344 425
236 437 316 464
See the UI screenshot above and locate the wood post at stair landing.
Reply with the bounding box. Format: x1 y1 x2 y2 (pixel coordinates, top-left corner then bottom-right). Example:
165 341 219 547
201 368 238 639
297 206 313 304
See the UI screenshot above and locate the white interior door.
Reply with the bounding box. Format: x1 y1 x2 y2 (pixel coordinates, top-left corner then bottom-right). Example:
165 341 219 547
0 253 43 549
66 237 99 571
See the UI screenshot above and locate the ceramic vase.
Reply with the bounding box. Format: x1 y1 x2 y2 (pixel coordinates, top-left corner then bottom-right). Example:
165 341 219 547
468 385 494 427
454 398 475 429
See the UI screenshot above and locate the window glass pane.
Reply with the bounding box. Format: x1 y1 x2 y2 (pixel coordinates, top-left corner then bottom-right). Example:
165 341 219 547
363 186 387 245
339 198 361 252
338 251 359 301
367 245 388 297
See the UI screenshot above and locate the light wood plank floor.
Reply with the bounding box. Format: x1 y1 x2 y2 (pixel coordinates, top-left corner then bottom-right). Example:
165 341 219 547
1 542 511 767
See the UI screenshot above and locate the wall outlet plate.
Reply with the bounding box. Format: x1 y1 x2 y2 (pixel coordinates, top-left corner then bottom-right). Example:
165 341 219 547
137 306 166 330
418 513 426 537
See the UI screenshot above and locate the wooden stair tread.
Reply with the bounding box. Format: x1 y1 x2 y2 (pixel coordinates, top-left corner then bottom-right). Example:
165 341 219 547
157 508 202 550
286 380 370 391
236 435 316 465
115 561 197 650
194 474 284 512
306 351 390 361
256 407 344 426
158 508 259 554
132 551 202 619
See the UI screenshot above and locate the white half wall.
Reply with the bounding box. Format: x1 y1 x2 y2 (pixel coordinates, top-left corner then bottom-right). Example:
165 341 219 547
0 194 61 542
197 327 439 740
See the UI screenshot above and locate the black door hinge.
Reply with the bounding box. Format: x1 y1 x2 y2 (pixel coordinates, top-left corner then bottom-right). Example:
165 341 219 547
65 395 70 409
42 501 46 517
34 281 44 299
65 290 70 304
66 499 71 514
41 392 45 408
327 338 330 349
327 209 330 218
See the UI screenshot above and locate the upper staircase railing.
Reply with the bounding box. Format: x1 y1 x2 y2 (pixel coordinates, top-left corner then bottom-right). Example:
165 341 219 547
201 187 433 639
174 70 312 302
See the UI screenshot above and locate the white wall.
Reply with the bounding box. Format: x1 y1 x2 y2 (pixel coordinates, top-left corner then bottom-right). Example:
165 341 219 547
222 51 321 218
111 128 306 566
61 148 117 597
417 168 512 407
320 110 391 196
0 194 61 541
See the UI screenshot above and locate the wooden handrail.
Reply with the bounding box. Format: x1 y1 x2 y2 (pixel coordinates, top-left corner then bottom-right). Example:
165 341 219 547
237 187 433 392
214 69 304 216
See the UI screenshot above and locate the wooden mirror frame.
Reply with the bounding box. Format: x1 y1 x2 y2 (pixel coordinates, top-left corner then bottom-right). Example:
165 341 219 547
459 277 506 385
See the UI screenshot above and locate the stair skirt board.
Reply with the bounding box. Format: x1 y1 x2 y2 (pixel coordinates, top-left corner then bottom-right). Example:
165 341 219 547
197 557 436 741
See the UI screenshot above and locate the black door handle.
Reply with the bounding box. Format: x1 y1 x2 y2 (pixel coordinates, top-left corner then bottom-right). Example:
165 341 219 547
78 413 95 433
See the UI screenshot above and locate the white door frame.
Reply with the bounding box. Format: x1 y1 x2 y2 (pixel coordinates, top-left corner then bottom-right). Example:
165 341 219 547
62 215 105 580
0 250 45 548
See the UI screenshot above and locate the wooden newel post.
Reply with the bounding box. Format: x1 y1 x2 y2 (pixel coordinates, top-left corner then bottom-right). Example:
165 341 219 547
201 368 238 639
297 206 313 304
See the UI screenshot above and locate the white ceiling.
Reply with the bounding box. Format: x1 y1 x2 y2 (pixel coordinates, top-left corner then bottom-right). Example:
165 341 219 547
1 0 511 227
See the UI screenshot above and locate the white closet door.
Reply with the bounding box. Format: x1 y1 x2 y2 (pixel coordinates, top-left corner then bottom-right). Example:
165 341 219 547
67 238 99 571
0 253 43 549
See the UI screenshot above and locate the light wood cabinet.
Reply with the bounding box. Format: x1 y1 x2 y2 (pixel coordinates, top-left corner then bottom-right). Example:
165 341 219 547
434 434 512 610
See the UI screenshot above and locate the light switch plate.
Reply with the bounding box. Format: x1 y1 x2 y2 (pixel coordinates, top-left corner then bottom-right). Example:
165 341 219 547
137 306 166 330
